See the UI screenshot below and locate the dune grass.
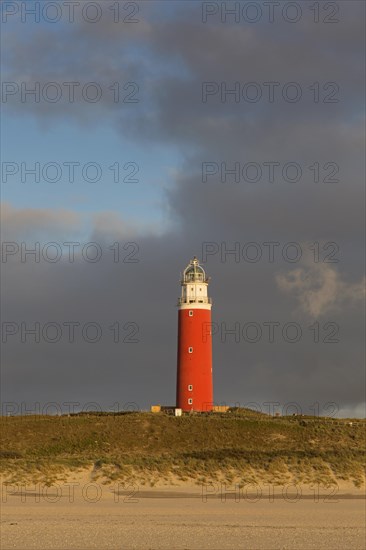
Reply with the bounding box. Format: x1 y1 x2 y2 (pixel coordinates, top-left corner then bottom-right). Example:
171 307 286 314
1 409 365 487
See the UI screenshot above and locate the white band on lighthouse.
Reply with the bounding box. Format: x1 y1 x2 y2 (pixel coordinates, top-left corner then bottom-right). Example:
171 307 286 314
178 302 212 310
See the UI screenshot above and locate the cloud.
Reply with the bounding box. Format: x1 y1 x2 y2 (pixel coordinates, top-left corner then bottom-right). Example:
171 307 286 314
276 259 365 318
1 202 80 240
338 402 366 419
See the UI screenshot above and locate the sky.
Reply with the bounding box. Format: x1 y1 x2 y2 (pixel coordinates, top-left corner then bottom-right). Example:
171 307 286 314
1 0 365 418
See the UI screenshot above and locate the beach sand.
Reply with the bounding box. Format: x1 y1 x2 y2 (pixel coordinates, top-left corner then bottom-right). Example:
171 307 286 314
1 473 365 549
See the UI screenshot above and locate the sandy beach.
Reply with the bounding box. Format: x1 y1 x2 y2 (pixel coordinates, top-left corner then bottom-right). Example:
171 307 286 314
1 474 365 550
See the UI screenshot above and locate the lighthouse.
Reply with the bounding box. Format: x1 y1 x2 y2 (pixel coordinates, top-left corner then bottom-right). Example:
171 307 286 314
176 257 213 412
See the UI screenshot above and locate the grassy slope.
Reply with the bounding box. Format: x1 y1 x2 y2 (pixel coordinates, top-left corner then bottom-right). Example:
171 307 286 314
1 410 365 486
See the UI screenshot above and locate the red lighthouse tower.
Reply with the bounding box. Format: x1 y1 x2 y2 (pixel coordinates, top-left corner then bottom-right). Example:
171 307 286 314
176 257 213 412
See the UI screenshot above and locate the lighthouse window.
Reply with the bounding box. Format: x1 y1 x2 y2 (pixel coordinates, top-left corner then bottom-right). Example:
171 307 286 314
189 310 193 316
188 398 193 405
188 385 193 391
188 347 193 353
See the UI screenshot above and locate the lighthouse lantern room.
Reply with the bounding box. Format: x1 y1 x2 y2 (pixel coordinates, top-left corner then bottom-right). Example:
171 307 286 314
176 257 213 412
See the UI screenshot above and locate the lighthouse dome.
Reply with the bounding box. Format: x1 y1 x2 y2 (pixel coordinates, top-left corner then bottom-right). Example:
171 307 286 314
183 257 207 283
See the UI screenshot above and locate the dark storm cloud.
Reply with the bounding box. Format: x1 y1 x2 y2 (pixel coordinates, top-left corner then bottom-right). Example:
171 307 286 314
1 1 365 416
3 3 364 127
